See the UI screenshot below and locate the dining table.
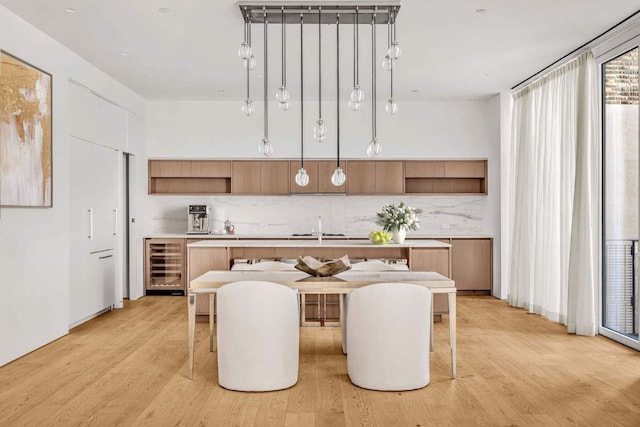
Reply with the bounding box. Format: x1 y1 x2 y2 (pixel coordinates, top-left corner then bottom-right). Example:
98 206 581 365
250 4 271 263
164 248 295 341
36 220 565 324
188 270 456 380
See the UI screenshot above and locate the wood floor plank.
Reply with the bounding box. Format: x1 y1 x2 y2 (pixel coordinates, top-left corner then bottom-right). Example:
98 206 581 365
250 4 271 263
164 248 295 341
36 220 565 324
2 296 640 426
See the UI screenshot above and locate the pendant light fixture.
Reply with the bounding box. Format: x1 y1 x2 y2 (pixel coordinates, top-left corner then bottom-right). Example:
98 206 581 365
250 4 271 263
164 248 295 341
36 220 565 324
238 7 252 59
276 7 290 111
241 16 255 116
385 9 398 115
388 6 401 59
366 9 382 158
331 14 346 186
382 15 394 72
313 7 327 142
243 17 256 71
259 8 273 157
348 7 364 111
295 13 309 187
238 4 401 154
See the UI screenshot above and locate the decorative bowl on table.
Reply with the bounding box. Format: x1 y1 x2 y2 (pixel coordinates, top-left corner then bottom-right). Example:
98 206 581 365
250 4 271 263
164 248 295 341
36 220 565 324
368 231 392 245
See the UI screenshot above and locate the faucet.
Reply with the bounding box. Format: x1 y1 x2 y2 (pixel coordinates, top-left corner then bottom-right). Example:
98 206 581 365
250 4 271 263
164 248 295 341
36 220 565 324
311 216 322 242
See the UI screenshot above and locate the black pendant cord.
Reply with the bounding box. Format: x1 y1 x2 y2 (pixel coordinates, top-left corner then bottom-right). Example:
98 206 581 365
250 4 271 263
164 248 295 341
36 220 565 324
263 8 268 139
281 7 286 88
300 13 304 167
352 10 356 88
336 14 340 168
246 17 251 99
387 10 393 99
355 7 359 87
318 7 322 119
371 12 377 140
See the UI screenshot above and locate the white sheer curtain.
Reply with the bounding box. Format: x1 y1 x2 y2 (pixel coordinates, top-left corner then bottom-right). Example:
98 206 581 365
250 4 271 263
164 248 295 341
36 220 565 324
509 52 600 335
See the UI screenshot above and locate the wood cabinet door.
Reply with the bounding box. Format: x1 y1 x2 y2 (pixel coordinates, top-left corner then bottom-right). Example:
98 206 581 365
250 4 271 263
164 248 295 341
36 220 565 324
290 160 319 193
451 238 492 291
261 161 290 194
375 161 404 194
404 161 445 178
231 161 261 194
444 160 486 178
149 160 191 177
188 247 230 315
410 246 451 314
346 161 376 194
318 160 346 193
191 161 231 177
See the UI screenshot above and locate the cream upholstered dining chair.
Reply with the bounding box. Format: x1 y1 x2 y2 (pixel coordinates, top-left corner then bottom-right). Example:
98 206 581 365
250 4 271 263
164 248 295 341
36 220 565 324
216 280 299 391
345 282 432 391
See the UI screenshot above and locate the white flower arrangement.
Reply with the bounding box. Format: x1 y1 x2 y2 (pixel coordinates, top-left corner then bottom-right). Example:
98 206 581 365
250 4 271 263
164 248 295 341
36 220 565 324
375 202 423 232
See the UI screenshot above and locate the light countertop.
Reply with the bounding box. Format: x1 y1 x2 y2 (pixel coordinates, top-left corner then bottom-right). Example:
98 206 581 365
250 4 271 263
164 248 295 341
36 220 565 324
186 239 451 248
147 233 492 240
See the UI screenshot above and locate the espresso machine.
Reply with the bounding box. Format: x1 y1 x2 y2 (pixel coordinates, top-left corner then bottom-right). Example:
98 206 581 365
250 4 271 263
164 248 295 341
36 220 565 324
187 205 211 234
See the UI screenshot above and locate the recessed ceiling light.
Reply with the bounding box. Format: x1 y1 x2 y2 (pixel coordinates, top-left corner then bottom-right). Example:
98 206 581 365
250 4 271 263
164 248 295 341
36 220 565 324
66 8 77 13
217 89 225 93
411 89 419 93
158 8 171 13
476 9 487 14
147 73 155 77
120 52 129 57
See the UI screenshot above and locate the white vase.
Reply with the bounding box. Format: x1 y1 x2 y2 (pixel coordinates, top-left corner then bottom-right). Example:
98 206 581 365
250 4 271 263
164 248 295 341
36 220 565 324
392 227 406 244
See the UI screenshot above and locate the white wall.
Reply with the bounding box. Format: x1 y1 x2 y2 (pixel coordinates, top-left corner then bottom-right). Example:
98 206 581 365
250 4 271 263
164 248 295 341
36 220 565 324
146 98 502 292
0 5 144 366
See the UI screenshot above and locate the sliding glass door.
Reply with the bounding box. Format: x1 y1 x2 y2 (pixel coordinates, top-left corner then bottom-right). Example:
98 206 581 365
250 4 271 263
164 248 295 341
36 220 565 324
602 45 640 348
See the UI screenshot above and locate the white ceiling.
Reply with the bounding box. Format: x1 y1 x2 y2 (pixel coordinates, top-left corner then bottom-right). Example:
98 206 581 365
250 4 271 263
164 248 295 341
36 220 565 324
0 0 638 101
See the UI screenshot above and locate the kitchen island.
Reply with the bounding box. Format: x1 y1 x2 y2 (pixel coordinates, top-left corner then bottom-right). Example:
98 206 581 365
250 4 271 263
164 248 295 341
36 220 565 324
186 239 453 320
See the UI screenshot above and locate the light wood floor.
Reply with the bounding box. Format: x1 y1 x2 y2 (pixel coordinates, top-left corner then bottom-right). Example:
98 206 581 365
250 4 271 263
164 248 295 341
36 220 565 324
2 296 640 426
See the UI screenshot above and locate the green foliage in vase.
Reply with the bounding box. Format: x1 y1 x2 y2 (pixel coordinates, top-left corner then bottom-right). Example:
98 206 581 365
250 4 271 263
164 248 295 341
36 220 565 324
375 202 423 232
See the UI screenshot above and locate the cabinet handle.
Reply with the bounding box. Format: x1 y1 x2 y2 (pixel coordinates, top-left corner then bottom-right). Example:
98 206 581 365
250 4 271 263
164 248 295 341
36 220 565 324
88 208 94 239
113 208 118 236
99 254 113 260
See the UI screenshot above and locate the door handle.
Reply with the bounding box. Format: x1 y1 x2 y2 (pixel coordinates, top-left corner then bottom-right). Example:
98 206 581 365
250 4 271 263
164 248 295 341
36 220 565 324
113 208 118 236
88 208 94 239
99 254 113 260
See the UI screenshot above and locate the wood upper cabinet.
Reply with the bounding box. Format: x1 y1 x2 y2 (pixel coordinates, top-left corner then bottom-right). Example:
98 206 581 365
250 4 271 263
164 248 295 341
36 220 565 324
260 161 290 194
191 161 231 177
346 161 403 194
149 160 192 177
232 161 289 195
148 160 232 194
290 160 347 193
404 159 487 195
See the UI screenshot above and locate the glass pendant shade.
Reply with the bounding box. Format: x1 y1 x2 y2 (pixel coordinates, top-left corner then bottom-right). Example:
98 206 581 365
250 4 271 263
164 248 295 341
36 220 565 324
366 138 382 158
241 98 254 116
348 99 361 111
388 42 401 59
295 167 310 187
259 137 273 157
238 42 252 59
313 119 327 142
382 55 394 71
279 100 290 111
276 85 290 103
350 86 365 104
385 98 398 115
243 55 256 70
331 166 346 186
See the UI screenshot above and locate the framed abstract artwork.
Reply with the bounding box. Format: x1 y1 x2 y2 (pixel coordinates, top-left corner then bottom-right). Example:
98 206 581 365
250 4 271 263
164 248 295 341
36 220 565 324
0 51 52 207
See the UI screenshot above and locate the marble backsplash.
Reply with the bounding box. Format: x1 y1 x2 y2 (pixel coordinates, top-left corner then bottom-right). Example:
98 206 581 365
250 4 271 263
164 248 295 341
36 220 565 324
148 195 485 236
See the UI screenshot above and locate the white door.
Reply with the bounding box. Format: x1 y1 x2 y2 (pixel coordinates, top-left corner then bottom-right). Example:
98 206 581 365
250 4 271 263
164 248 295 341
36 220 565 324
69 137 120 326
